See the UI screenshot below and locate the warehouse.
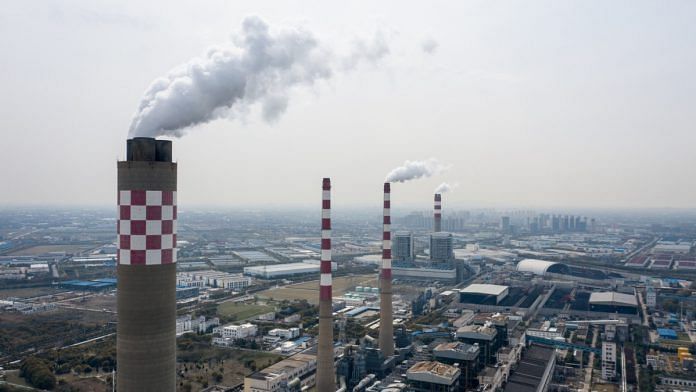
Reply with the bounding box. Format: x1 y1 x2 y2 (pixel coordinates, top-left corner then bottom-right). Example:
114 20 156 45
459 284 509 305
589 292 638 314
243 260 336 279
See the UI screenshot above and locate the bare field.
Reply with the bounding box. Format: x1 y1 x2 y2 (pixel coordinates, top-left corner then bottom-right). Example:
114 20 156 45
258 274 377 304
0 286 67 299
9 244 92 256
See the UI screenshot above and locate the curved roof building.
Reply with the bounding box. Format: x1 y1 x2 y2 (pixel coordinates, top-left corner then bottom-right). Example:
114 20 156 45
516 259 569 276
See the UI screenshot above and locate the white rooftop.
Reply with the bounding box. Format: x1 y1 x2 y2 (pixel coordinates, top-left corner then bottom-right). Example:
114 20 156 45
460 283 508 296
589 292 638 307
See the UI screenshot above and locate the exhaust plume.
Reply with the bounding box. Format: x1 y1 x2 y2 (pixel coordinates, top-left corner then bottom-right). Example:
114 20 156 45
385 159 449 183
129 16 389 138
434 182 457 193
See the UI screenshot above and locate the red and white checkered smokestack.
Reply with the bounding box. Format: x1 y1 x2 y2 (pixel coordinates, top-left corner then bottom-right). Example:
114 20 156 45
316 178 335 391
379 182 394 357
434 193 442 232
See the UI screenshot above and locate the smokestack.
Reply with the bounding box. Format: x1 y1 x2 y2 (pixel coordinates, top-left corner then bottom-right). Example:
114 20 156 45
434 193 442 232
117 137 177 392
316 178 336 391
379 182 394 357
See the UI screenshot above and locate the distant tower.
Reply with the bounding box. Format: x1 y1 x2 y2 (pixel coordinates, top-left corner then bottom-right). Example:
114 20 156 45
379 183 394 357
433 194 442 232
117 137 177 392
316 178 336 391
500 216 511 233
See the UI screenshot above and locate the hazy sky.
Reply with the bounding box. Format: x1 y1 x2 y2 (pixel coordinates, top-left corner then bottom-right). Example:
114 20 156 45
1 1 695 209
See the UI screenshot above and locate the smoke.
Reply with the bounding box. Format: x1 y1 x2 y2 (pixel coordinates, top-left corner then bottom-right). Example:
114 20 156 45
129 16 389 138
385 159 449 183
434 182 456 193
421 38 438 54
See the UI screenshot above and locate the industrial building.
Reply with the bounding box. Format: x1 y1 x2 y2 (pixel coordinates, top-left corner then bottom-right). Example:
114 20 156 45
459 284 509 305
406 361 460 392
392 231 415 262
430 232 454 261
243 260 335 279
516 259 570 276
433 341 480 388
456 324 499 367
177 271 252 290
589 292 638 314
503 344 555 392
391 261 457 282
243 353 317 392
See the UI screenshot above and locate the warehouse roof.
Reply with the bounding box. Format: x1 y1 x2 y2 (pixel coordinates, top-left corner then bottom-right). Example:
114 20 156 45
589 292 638 307
516 259 567 276
460 283 508 296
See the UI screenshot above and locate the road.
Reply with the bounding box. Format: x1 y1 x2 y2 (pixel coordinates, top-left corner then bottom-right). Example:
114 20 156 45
583 326 598 392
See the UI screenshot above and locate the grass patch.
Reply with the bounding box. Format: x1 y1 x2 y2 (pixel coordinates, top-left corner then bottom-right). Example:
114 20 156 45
216 303 273 321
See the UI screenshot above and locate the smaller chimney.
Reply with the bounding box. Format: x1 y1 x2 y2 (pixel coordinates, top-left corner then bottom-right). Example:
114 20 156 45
379 182 394 357
316 178 335 391
434 193 442 232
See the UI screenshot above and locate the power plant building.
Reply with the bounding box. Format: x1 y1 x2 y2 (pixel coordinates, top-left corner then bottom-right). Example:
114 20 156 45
430 232 454 261
393 231 415 262
459 284 509 305
406 361 460 392
117 137 177 392
589 292 638 314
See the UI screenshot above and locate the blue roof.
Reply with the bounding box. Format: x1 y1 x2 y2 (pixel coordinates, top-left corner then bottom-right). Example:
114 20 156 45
657 328 678 339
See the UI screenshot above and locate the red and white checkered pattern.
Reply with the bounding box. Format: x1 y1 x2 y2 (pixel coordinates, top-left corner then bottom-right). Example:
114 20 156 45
117 190 177 265
320 178 332 301
381 182 391 280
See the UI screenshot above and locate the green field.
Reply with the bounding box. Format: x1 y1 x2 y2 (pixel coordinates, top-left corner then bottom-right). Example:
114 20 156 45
216 303 274 321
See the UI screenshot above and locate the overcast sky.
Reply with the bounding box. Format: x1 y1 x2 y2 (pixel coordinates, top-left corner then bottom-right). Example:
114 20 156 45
1 1 695 209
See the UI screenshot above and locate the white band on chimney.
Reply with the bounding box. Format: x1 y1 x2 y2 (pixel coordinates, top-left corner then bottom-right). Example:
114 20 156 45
321 249 331 260
320 273 332 286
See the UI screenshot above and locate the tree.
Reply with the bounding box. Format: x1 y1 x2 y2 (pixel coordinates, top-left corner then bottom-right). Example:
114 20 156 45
20 357 57 390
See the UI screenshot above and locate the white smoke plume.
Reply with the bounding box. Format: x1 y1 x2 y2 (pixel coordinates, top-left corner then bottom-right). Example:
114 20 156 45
421 38 438 54
434 182 456 193
129 16 389 138
385 159 450 183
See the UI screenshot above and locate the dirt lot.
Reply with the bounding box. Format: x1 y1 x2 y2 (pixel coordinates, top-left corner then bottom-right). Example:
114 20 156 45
258 274 377 304
0 286 67 300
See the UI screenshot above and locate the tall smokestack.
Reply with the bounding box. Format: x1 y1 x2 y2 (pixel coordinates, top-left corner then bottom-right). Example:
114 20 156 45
117 137 177 392
316 178 336 391
379 182 394 357
434 193 442 232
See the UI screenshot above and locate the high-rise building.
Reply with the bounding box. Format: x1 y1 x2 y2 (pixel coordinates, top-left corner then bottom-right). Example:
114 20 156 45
117 137 177 392
552 215 560 232
500 216 511 233
393 231 415 262
430 232 454 262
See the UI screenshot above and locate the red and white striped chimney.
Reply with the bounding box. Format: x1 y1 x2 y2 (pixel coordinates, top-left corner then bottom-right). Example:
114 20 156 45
434 193 442 232
316 177 335 391
378 182 394 357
